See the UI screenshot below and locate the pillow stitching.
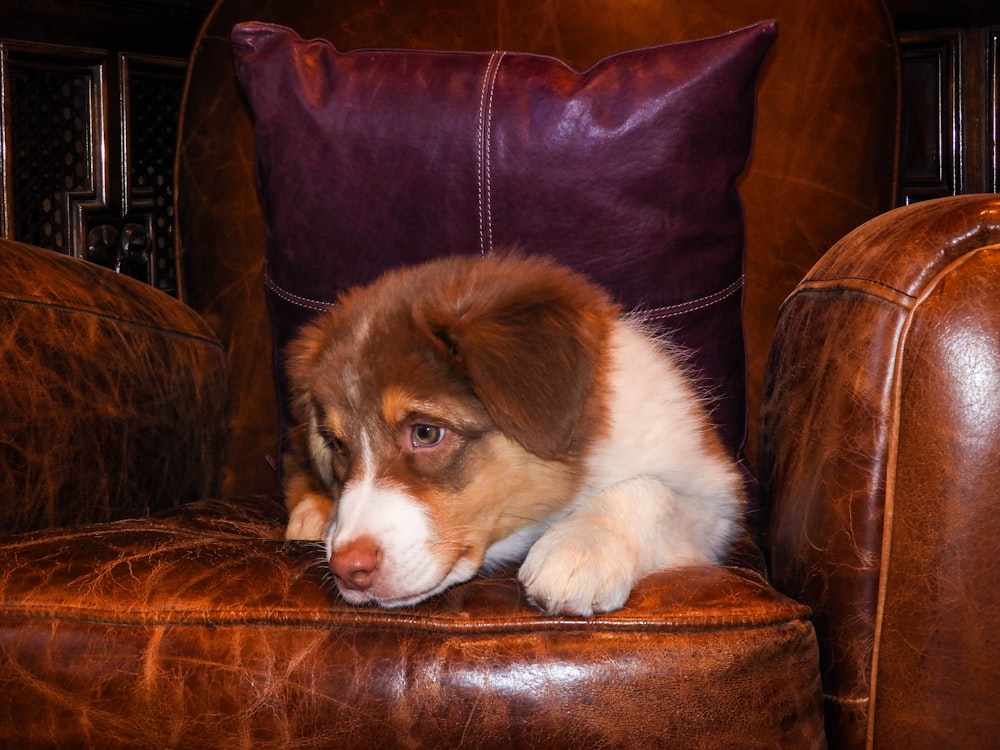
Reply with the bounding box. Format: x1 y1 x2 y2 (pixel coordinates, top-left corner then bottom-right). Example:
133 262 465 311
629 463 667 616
264 274 332 312
264 268 743 320
476 51 504 256
639 277 744 321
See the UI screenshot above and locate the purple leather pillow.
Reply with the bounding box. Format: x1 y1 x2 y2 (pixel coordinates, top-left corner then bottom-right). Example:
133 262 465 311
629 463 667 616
232 20 776 461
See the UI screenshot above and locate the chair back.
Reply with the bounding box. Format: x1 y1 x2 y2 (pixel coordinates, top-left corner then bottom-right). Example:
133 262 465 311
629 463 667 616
176 0 899 496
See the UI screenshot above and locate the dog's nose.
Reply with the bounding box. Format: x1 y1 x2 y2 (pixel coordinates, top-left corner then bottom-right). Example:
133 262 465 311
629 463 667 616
330 536 381 591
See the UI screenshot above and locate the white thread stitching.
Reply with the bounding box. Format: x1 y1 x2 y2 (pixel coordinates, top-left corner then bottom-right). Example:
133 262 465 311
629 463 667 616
477 51 504 256
639 276 744 321
484 52 503 255
263 274 332 312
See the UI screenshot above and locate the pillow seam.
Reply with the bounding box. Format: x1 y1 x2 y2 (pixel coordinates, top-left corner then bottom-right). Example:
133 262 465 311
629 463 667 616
640 276 745 320
264 274 332 312
477 51 505 256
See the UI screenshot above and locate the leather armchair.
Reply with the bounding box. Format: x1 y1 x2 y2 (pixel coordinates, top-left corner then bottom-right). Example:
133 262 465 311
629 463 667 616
2 0 998 747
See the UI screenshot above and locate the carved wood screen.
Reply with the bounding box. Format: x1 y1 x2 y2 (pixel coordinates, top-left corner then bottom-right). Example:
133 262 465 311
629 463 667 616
0 40 185 295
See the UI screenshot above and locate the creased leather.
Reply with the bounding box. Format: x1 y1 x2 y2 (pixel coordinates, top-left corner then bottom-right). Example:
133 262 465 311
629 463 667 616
0 496 824 749
762 194 1000 749
0 239 227 533
0 0 910 746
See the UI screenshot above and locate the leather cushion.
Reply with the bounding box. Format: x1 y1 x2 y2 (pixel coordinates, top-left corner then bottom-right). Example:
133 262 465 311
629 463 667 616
231 20 776 459
0 238 227 533
0 495 825 748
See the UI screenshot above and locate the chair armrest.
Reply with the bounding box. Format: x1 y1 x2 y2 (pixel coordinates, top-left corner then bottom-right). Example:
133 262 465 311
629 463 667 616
0 239 227 533
760 194 1000 748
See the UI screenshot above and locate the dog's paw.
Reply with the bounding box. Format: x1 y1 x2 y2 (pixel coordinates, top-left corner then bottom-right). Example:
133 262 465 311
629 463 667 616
285 493 333 541
518 525 637 617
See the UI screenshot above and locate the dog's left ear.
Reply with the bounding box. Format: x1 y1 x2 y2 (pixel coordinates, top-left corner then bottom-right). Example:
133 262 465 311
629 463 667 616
415 260 614 459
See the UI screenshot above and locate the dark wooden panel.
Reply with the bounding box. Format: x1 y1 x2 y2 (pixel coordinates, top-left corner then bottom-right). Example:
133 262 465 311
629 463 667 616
888 0 1000 30
894 0 1000 203
898 24 999 204
1 42 109 254
0 0 209 294
899 31 961 203
0 0 211 55
119 54 186 293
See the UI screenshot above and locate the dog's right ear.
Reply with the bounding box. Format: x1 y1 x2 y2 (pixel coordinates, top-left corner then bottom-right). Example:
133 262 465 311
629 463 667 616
414 257 615 460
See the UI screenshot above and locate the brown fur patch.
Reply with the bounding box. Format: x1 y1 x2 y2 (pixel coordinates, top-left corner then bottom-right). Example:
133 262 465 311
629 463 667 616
424 432 579 563
282 253 617 552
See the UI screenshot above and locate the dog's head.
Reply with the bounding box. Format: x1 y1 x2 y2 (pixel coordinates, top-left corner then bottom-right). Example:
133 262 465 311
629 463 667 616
285 253 616 606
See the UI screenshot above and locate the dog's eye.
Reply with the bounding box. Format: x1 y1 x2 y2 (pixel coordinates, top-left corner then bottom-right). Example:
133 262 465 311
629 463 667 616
326 436 348 455
317 425 347 456
411 424 445 447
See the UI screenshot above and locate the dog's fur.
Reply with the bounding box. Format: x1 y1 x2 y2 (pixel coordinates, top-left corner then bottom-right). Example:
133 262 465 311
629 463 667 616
283 254 745 616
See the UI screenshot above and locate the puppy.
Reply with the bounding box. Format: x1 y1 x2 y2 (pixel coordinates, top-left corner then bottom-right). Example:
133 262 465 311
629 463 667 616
283 253 745 616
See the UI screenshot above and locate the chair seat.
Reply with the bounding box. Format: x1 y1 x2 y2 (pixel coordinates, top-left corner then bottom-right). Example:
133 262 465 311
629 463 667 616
0 496 824 748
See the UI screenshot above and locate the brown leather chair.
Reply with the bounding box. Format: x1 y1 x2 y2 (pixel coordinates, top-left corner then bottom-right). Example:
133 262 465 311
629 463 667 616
2 0 999 747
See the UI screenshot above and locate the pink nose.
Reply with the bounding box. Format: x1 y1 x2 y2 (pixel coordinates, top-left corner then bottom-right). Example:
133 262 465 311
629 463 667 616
330 536 381 591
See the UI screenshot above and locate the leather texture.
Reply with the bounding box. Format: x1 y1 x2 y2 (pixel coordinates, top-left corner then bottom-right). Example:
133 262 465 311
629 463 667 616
0 0 921 747
176 0 899 497
231 20 777 462
762 194 1000 748
0 238 227 533
0 496 823 749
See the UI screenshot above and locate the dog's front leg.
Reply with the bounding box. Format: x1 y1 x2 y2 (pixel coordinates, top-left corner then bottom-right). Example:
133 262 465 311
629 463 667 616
517 475 730 616
285 492 335 541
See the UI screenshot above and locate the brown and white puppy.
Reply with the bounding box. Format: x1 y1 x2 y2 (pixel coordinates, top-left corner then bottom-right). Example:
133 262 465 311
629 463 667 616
283 254 744 616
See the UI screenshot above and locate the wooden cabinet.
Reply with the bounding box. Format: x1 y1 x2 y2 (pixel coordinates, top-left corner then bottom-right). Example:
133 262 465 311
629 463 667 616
0 0 211 295
890 1 1000 204
898 27 998 202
